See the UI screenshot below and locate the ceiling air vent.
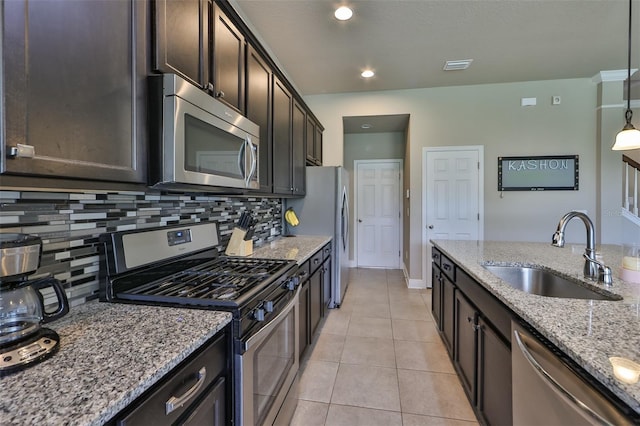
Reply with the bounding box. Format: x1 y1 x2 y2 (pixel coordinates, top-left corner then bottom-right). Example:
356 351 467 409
443 59 473 71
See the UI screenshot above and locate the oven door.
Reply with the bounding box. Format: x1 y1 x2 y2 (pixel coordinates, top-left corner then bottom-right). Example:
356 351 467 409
238 287 299 426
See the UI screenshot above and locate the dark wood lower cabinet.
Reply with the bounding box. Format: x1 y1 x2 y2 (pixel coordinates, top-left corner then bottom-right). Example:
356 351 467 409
441 275 455 357
298 280 310 360
478 317 512 426
431 246 512 426
309 267 322 338
454 291 477 404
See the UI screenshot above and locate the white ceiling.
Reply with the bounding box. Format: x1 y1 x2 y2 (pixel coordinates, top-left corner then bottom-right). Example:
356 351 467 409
231 0 635 97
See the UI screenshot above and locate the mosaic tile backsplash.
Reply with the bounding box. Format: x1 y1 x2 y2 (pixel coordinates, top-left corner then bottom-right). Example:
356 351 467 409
0 189 283 306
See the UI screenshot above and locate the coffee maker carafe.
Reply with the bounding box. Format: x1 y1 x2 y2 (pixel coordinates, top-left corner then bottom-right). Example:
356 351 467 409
0 234 69 375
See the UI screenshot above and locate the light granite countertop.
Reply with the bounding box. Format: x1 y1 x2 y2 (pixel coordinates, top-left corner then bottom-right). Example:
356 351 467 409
431 239 640 415
250 234 332 264
0 301 231 426
0 235 330 426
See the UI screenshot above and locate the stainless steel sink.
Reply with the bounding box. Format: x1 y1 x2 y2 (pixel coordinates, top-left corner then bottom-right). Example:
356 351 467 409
482 265 622 301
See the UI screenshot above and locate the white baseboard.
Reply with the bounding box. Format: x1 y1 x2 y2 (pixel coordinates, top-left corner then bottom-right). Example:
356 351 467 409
402 263 426 289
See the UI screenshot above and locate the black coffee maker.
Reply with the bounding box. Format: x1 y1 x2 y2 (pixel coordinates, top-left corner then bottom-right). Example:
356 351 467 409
0 234 69 375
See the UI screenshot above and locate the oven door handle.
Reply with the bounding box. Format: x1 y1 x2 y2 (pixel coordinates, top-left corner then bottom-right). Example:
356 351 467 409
165 367 207 415
243 286 299 352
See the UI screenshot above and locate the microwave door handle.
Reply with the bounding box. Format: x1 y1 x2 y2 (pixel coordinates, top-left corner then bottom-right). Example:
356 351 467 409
238 140 246 178
246 138 257 187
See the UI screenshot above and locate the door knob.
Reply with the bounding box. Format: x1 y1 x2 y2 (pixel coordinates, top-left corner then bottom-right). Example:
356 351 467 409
358 219 362 223
428 225 434 229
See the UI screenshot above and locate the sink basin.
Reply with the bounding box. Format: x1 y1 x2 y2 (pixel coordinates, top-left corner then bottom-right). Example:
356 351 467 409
482 265 622 301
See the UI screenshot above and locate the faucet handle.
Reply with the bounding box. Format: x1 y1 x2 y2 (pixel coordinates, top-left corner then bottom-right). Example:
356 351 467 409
583 253 613 286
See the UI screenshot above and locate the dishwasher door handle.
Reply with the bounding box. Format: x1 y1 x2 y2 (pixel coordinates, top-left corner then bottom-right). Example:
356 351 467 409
513 329 613 426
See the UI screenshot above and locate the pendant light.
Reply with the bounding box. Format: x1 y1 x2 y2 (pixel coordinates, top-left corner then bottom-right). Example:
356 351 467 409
613 0 640 150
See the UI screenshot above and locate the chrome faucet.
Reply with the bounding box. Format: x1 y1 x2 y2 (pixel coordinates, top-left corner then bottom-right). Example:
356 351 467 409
551 211 612 285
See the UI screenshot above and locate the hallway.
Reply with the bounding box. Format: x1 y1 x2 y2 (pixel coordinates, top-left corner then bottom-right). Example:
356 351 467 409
290 268 478 425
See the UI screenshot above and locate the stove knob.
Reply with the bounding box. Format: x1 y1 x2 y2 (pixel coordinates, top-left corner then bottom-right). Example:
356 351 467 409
264 301 274 313
254 308 265 322
284 279 296 291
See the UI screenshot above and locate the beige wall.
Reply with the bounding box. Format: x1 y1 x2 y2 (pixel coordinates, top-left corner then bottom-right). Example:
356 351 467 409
304 78 625 283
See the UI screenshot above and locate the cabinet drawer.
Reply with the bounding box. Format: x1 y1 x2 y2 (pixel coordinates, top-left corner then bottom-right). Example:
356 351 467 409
456 268 512 343
309 249 323 273
116 331 228 425
322 242 332 260
432 247 442 268
441 254 456 282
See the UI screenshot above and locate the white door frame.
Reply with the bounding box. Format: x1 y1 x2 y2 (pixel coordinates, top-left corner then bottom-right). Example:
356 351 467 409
353 159 404 269
422 146 484 287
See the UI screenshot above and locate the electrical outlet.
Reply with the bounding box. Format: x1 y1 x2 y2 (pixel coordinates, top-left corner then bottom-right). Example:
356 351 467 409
552 95 561 105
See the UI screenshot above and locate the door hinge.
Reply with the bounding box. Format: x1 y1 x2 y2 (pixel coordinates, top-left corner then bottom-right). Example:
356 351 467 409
477 213 480 220
477 161 480 170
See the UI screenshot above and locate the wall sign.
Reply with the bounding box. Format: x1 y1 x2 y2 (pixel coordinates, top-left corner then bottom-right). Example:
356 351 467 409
498 155 579 191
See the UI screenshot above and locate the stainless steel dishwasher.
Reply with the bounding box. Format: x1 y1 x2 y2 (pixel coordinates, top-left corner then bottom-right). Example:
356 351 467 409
511 321 637 426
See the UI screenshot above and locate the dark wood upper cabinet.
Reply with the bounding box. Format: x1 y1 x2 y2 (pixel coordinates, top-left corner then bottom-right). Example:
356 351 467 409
211 2 245 113
272 77 293 194
245 45 272 193
153 0 209 89
306 116 323 166
2 0 147 183
292 100 306 196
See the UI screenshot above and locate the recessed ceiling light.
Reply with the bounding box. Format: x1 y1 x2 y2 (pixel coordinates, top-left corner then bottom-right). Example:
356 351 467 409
443 59 473 71
361 123 372 129
334 6 353 21
361 69 375 78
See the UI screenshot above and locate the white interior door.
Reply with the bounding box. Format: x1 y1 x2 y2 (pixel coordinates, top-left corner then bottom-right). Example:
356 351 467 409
356 160 402 268
423 147 484 286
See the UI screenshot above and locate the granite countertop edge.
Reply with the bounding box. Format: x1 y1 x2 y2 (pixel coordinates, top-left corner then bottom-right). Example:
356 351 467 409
431 239 640 414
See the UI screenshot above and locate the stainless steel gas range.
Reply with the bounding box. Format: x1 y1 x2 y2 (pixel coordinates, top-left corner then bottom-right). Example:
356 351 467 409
99 222 301 425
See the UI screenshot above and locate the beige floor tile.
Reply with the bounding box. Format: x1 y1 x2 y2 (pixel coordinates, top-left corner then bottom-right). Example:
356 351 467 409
309 333 346 363
388 289 427 304
340 335 396 367
289 400 329 426
350 300 391 318
394 340 455 373
397 369 475 421
331 364 401 411
347 315 393 339
325 404 402 426
349 289 390 305
388 279 409 290
390 301 431 321
402 413 479 426
298 360 340 403
320 310 351 335
392 319 441 342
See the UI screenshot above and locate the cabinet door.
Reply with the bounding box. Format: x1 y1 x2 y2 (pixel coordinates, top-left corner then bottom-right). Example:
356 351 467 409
298 281 310 361
272 77 293 194
321 258 332 317
455 291 478 405
180 376 226 426
431 266 442 329
292 100 306 196
245 45 272 193
441 275 455 357
211 3 244 113
478 318 512 426
153 0 208 89
3 0 147 183
306 116 316 164
309 268 322 338
314 124 323 165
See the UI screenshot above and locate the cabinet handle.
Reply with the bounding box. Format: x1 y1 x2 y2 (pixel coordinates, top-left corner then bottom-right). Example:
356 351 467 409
165 367 207 415
216 90 225 98
314 259 319 264
7 144 35 159
443 264 451 271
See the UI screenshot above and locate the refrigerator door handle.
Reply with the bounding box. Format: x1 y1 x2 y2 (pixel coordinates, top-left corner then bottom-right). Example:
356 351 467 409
341 186 349 251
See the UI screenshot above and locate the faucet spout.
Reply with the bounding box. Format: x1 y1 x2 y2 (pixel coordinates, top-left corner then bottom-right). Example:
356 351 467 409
551 211 599 280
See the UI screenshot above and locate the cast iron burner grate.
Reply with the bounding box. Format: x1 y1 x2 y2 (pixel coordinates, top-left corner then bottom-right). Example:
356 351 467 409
116 257 292 304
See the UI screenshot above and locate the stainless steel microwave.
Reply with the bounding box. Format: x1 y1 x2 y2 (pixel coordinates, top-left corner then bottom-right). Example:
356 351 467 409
149 74 259 191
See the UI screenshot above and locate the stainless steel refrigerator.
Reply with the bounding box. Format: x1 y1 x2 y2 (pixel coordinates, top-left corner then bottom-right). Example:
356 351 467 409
286 166 350 308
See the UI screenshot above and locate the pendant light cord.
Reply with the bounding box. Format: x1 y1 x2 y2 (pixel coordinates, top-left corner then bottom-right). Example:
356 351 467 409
627 0 633 121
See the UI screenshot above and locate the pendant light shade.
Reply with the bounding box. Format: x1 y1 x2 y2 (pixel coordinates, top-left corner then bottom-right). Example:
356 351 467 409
613 0 640 150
